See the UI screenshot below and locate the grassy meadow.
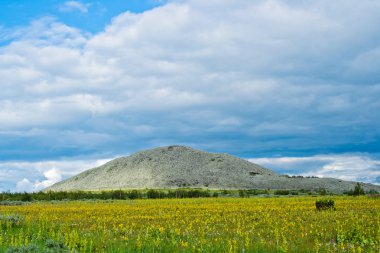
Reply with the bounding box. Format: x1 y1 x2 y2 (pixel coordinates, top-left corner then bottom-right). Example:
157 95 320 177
0 196 379 252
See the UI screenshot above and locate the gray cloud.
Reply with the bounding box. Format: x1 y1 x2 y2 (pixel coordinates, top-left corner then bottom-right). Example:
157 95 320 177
0 0 379 160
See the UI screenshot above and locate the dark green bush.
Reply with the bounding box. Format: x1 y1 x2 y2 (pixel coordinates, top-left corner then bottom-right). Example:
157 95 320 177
247 189 269 195
221 189 230 195
238 190 248 198
299 189 312 194
368 189 379 195
290 191 299 195
316 199 335 211
274 190 290 195
128 190 141 199
146 189 161 199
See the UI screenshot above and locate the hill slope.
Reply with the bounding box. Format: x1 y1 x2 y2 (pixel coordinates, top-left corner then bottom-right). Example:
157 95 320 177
46 146 380 193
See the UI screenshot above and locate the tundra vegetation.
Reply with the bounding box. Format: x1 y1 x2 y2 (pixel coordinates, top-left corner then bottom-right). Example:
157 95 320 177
0 196 379 252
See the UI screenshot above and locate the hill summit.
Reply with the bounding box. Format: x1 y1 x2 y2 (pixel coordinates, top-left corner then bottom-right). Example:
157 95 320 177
46 145 276 191
46 146 380 193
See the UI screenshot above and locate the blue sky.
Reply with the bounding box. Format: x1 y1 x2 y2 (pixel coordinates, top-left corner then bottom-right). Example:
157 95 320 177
1 0 379 191
0 1 162 34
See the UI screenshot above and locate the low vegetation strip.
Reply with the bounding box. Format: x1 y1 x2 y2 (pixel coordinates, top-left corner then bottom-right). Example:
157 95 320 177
0 196 379 252
1 183 375 202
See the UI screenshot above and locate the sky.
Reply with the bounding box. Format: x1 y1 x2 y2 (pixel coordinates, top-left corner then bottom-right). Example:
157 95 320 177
0 0 379 192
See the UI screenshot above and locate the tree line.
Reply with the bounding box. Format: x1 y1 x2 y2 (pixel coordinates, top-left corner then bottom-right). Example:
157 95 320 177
0 189 215 202
0 183 376 203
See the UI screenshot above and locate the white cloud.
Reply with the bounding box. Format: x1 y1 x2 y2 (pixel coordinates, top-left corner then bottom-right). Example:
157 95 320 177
2 17 88 47
16 178 35 192
249 154 380 185
59 1 90 13
0 158 113 192
2 1 380 124
0 0 380 179
0 94 121 129
33 168 63 190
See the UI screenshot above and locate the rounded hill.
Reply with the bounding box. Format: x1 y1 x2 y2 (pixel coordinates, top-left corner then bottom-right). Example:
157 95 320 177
46 145 380 194
46 145 277 191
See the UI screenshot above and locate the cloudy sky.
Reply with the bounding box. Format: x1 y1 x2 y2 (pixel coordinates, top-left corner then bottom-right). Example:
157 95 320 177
1 0 379 192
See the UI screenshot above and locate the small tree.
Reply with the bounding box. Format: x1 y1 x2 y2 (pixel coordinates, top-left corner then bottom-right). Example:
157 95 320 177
353 183 365 196
238 190 248 198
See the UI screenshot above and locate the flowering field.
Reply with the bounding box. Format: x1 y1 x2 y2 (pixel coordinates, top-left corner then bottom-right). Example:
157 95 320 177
0 196 379 252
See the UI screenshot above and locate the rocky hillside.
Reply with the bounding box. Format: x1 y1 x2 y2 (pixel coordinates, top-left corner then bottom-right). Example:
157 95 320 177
46 146 380 193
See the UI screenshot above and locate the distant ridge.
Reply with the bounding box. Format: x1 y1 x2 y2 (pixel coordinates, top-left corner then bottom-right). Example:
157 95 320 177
46 146 380 193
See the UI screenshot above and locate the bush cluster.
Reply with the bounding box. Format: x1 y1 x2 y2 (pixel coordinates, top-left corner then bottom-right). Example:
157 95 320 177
274 190 290 195
146 189 212 199
316 199 335 211
238 189 270 197
0 189 213 201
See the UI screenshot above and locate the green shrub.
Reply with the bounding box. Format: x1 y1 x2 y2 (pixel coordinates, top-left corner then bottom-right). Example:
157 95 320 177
290 191 299 195
128 190 141 199
45 239 69 252
221 189 230 195
147 189 161 199
316 199 335 211
0 214 24 229
247 189 269 195
335 228 373 246
238 190 248 198
274 190 290 195
368 189 379 195
4 244 39 253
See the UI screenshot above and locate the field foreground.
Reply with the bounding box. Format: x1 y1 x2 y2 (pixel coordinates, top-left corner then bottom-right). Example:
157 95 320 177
0 197 379 252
